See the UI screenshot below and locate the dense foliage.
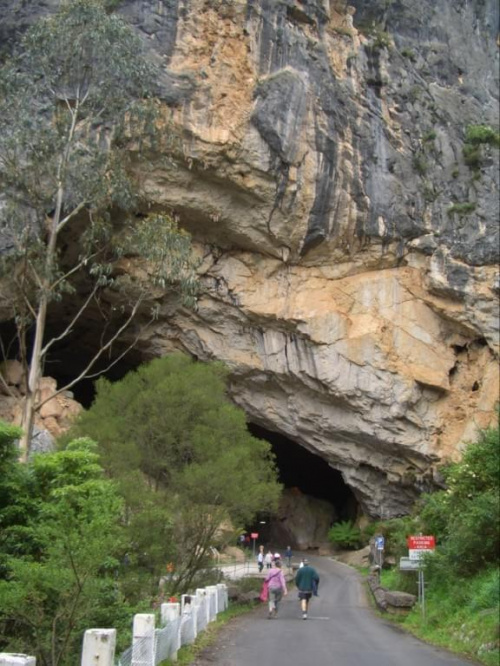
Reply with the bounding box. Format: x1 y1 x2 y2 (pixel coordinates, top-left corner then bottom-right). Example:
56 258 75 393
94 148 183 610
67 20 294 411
0 424 131 665
419 423 499 575
328 520 362 549
68 354 282 593
375 420 500 665
0 356 281 663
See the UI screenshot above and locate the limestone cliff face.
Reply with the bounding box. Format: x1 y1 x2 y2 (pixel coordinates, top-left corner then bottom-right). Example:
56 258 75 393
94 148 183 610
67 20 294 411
2 0 499 517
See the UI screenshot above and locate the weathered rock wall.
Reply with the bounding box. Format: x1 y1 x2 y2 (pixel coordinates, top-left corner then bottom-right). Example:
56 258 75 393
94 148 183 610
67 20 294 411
1 0 498 517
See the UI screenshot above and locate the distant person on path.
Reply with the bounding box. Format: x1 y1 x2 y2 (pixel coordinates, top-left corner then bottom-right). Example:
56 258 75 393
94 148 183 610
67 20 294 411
257 545 264 573
295 558 319 620
265 559 287 618
264 550 273 569
285 545 292 568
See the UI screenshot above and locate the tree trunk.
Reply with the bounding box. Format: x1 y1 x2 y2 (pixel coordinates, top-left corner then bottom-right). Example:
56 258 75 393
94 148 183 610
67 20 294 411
18 293 49 462
18 182 63 461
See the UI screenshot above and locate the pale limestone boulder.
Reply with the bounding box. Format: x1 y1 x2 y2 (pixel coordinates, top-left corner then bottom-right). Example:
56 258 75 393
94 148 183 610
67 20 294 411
42 416 63 438
221 546 246 563
39 397 64 419
38 377 57 393
0 360 24 386
58 398 83 429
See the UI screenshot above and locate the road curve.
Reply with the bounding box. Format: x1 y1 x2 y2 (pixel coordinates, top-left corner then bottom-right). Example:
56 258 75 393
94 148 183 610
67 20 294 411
193 555 479 666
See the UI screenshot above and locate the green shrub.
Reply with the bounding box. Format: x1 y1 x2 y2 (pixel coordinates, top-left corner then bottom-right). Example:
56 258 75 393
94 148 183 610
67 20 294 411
467 567 500 612
465 125 500 147
401 47 416 61
423 130 437 142
447 202 476 216
420 422 499 576
462 125 499 171
328 521 362 549
372 29 391 50
413 153 428 175
463 144 482 168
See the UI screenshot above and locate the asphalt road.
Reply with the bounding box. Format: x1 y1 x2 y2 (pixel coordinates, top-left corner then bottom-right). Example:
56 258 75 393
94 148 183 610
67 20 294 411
193 555 479 666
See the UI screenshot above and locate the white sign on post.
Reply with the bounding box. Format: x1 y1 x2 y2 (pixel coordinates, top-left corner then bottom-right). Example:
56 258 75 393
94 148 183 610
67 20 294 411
399 557 421 571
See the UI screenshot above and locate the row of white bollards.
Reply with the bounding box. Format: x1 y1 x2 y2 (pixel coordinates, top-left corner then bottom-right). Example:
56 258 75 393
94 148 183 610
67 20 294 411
0 583 228 666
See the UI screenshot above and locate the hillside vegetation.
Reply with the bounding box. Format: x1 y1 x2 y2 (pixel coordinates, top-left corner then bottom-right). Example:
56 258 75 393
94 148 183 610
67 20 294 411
372 421 499 665
0 356 281 665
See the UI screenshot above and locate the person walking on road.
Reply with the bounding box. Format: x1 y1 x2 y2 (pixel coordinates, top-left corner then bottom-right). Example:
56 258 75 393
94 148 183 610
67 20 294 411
257 545 264 573
264 550 273 569
265 559 287 618
295 558 319 620
285 545 292 568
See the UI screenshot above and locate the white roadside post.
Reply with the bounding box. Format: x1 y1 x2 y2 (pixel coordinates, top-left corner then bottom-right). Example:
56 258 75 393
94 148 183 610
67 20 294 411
160 603 180 662
160 602 180 625
0 656 36 666
196 588 210 627
206 585 218 619
132 614 155 666
179 595 195 647
217 583 228 611
80 629 116 666
190 592 199 636
182 594 198 641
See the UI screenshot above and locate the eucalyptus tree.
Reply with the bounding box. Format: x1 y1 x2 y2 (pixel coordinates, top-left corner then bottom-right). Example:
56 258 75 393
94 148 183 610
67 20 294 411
0 0 198 460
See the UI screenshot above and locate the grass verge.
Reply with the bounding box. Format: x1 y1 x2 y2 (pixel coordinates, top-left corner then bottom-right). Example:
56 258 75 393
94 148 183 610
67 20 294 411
378 568 499 666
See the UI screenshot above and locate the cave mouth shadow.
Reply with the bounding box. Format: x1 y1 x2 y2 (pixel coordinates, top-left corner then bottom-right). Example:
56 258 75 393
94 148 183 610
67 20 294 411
248 423 360 543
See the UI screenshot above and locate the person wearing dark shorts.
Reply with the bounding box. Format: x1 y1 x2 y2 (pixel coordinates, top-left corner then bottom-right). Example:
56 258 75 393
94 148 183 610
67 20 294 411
294 559 319 620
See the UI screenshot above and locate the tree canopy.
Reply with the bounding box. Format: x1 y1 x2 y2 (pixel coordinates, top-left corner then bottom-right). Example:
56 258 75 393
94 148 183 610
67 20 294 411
0 0 198 458
70 354 282 590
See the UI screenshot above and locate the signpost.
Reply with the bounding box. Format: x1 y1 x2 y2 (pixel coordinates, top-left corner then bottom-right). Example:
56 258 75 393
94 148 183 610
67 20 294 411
374 534 385 568
403 535 436 620
250 533 258 560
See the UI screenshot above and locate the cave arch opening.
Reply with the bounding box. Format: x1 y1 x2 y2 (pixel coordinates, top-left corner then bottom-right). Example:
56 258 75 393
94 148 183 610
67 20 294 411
0 320 362 552
247 424 360 550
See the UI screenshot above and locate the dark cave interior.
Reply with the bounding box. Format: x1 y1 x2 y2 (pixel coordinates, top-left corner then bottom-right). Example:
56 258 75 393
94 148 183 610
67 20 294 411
247 424 359 543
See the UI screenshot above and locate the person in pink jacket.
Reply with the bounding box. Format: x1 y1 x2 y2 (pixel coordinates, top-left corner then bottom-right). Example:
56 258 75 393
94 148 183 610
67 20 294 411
264 559 287 618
